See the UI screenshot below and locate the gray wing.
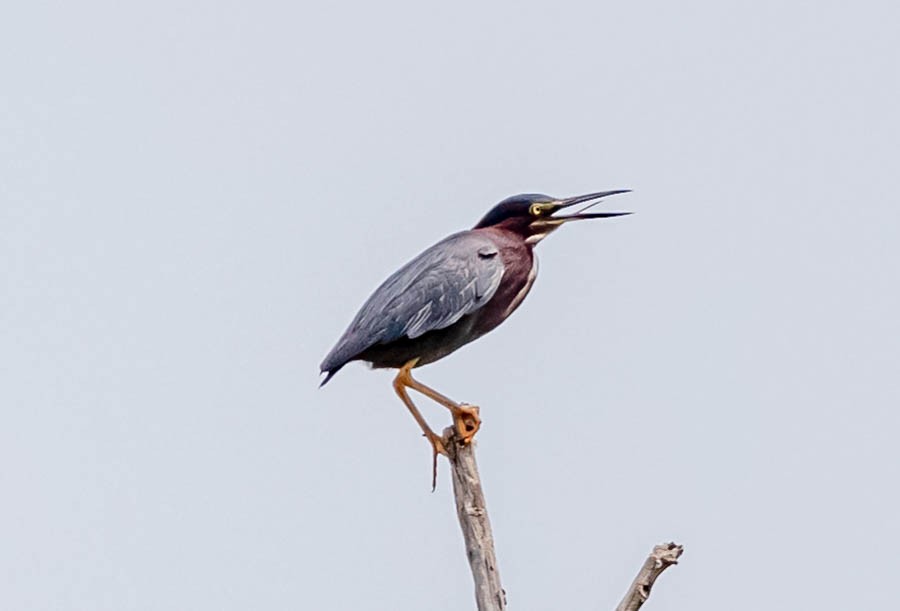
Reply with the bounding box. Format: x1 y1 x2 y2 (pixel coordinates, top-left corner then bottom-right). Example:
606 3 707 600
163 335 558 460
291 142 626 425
320 231 505 375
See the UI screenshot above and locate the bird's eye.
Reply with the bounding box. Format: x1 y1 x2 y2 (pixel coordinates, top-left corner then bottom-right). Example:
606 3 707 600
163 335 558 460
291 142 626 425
529 204 543 216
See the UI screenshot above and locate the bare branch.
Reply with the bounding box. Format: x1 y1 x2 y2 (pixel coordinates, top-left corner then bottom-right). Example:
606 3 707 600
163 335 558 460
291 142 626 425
441 423 682 611
615 542 684 611
444 425 507 611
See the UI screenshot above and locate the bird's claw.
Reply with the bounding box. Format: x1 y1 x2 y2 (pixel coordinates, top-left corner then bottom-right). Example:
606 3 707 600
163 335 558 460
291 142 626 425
453 403 481 444
424 432 449 492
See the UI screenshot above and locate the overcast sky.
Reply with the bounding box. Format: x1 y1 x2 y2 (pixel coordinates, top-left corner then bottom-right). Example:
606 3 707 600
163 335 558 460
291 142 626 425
3 2 899 610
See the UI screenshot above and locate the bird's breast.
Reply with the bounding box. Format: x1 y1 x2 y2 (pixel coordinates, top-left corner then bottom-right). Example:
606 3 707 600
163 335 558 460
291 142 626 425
503 255 538 318
469 229 537 334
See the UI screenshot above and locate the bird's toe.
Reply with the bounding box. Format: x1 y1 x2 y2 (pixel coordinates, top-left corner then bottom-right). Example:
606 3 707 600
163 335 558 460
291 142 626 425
454 403 482 443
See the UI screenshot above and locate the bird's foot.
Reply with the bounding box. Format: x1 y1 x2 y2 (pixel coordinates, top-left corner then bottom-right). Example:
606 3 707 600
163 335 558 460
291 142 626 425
452 403 481 444
425 431 449 491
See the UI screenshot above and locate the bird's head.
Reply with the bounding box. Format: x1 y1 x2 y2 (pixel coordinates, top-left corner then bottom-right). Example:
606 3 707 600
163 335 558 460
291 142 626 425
473 190 631 245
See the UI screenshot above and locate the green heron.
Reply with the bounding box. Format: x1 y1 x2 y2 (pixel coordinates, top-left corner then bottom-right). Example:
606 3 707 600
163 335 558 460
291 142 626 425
320 190 630 486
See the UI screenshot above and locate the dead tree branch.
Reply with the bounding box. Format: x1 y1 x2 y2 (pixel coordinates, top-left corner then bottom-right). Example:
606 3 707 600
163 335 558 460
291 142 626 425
615 542 683 611
443 425 506 611
442 423 682 611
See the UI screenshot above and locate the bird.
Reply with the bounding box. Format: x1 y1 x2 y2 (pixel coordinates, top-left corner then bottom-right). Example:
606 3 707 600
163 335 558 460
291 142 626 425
320 190 630 487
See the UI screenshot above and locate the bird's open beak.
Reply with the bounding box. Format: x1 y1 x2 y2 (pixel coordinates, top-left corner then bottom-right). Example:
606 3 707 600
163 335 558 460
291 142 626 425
532 190 632 229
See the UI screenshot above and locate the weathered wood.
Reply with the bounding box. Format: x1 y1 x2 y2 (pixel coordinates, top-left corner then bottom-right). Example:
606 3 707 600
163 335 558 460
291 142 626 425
443 425 506 611
615 542 683 611
441 424 682 611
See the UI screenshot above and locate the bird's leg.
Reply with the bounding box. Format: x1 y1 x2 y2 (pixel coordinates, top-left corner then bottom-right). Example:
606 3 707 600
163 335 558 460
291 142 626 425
393 370 447 490
397 364 481 445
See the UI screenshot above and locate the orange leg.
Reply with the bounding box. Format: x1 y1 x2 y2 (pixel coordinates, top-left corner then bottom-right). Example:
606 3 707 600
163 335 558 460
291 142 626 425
396 361 481 444
393 370 447 491
392 360 484 489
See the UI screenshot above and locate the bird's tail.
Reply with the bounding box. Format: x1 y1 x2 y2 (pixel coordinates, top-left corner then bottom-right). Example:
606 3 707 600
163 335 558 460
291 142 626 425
318 367 340 387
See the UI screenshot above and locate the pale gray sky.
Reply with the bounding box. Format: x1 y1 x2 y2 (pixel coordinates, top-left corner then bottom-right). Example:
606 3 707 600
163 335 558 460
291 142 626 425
2 2 899 610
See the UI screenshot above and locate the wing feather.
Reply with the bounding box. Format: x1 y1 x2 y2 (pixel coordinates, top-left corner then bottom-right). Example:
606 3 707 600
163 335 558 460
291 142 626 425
320 231 505 373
